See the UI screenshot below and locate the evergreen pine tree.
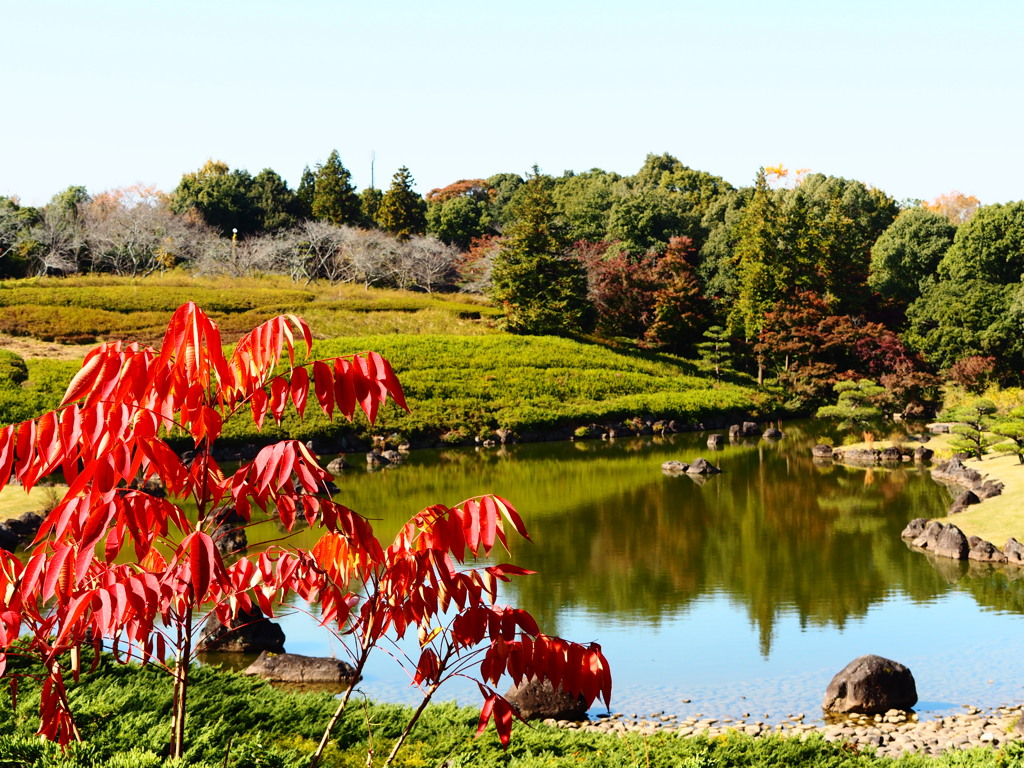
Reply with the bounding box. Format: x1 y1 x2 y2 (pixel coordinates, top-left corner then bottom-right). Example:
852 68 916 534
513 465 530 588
375 166 426 239
815 379 885 430
311 150 360 225
696 326 732 381
360 187 383 227
296 166 315 219
489 170 592 335
946 398 999 460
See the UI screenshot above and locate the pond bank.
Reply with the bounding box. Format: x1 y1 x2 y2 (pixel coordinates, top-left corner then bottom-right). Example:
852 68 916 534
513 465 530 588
554 704 1022 759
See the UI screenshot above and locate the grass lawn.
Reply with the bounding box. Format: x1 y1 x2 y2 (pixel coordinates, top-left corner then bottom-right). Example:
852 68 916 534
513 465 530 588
0 484 65 520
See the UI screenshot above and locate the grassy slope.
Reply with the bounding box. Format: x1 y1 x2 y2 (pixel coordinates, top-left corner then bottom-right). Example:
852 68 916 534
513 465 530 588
0 274 772 442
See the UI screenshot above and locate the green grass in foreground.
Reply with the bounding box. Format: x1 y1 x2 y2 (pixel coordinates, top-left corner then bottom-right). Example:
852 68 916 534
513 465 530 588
0 655 1019 767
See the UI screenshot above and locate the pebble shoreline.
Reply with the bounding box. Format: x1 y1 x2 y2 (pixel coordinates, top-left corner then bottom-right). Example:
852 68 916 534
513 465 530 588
545 705 1024 758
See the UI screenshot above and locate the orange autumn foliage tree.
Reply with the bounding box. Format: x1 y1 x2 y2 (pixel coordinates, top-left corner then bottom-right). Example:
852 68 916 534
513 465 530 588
924 191 980 225
0 303 611 766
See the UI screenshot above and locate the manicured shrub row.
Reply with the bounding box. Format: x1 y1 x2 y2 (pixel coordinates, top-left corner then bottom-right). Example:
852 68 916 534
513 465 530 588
0 284 316 314
0 334 768 445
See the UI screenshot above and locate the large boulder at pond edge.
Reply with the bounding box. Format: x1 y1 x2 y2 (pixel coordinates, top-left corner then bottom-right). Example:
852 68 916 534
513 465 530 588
1004 538 1024 564
932 457 982 487
505 678 588 721
661 460 689 475
900 518 930 540
197 605 285 654
909 521 969 560
948 489 980 515
812 444 835 459
823 655 917 714
932 524 970 560
243 652 358 685
968 538 1008 563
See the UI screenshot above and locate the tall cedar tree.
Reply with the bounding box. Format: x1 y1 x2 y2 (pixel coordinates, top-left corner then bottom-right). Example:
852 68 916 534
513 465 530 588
311 150 361 225
489 172 592 335
295 166 316 219
375 166 427 240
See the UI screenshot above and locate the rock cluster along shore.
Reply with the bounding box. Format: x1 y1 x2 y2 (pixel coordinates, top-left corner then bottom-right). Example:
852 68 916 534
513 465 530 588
547 705 1022 757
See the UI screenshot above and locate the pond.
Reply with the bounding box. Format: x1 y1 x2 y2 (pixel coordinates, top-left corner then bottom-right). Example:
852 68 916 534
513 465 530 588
242 423 1024 723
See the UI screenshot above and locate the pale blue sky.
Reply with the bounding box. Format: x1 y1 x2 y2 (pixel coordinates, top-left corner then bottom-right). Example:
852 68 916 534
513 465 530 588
3 0 1022 206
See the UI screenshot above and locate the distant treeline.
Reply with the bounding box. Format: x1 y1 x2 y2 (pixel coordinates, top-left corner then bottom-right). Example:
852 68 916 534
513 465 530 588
0 152 1018 415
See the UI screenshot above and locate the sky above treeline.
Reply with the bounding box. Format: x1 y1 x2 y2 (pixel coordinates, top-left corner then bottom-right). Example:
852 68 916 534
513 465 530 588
3 0 1022 207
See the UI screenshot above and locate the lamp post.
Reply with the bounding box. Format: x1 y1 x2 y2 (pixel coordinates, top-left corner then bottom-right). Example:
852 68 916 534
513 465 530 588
231 228 238 263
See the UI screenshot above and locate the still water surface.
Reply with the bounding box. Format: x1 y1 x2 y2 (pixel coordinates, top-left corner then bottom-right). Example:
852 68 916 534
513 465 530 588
254 424 1024 722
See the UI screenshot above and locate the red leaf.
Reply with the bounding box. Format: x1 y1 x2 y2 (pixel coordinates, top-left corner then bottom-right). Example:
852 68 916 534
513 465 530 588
186 531 220 601
269 377 288 425
312 361 334 419
250 388 269 431
60 346 106 406
290 367 309 418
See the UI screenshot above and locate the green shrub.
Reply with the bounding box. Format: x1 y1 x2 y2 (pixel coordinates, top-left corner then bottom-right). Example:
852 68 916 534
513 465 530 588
0 349 28 386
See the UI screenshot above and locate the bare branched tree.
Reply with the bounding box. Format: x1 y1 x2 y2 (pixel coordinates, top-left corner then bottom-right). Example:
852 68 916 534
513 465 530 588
83 186 206 276
397 235 459 292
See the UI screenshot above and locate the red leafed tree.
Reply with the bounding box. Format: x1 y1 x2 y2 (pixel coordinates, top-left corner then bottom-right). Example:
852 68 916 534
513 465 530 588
0 302 611 765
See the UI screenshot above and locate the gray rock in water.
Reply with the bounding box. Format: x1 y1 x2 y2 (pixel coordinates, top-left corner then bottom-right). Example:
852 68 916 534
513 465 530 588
968 539 1008 563
880 447 903 462
197 605 285 654
505 678 587 721
823 654 917 714
707 434 726 450
932 523 969 560
661 460 689 475
913 446 934 462
763 427 785 440
687 457 722 475
812 444 835 459
741 421 762 437
911 521 945 550
838 448 881 464
366 451 391 467
326 456 349 474
1004 538 1024 564
382 449 404 464
901 518 930 540
243 652 358 684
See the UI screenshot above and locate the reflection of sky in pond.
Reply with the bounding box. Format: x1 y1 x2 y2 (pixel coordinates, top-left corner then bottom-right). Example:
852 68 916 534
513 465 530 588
272 588 1024 724
239 425 1024 723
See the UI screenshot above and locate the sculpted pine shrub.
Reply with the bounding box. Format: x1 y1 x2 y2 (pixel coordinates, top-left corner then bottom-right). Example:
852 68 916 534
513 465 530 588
0 303 610 766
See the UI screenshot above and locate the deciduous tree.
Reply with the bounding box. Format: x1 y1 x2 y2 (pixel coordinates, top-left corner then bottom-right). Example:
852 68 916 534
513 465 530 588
0 303 612 767
924 190 980 225
868 207 955 308
171 160 259 236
